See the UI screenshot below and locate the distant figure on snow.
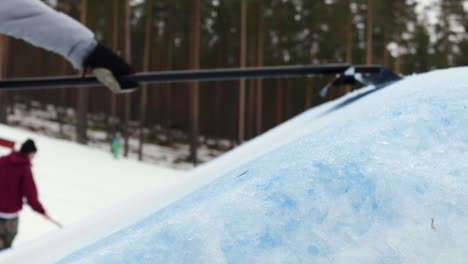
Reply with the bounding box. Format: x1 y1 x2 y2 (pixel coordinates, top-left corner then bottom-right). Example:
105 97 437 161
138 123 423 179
0 139 51 250
0 0 137 93
112 132 121 159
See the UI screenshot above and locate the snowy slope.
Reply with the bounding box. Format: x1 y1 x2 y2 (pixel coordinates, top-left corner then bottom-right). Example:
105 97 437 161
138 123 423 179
2 67 468 263
0 125 182 248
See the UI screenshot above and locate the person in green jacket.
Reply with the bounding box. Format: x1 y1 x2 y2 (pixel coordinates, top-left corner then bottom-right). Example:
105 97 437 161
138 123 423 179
111 132 121 159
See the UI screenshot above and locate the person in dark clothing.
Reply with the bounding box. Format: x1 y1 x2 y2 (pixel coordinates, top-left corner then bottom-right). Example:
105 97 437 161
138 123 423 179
0 139 50 250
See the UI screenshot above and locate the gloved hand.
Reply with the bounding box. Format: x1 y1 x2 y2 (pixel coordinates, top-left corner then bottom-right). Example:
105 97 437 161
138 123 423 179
83 43 139 93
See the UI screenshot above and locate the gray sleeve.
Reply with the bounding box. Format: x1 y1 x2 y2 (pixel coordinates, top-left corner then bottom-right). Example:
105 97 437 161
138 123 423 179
0 0 97 69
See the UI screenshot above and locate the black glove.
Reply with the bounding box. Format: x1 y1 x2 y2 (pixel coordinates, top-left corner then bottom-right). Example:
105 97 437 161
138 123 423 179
83 43 139 93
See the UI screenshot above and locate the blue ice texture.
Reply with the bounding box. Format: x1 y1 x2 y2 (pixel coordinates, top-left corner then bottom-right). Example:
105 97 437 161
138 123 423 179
60 67 468 264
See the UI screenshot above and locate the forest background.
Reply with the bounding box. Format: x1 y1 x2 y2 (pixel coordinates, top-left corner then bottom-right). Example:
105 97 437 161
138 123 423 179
0 0 466 164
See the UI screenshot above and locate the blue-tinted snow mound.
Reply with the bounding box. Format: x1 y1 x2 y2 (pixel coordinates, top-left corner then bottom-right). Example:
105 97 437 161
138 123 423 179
61 68 468 264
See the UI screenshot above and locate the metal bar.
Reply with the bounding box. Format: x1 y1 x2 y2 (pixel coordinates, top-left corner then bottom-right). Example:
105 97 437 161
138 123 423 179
0 64 384 91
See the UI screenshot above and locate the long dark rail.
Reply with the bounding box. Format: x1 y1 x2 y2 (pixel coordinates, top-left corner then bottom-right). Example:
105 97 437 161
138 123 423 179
0 64 384 91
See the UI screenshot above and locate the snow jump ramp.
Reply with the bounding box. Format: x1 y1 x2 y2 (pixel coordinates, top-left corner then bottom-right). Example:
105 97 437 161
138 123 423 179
1 67 468 263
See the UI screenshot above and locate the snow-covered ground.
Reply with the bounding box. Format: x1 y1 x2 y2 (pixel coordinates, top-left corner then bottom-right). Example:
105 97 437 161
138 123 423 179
1 67 468 263
0 125 183 247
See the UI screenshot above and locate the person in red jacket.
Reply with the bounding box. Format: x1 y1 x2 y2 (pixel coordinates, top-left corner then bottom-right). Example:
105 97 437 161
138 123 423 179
0 139 50 250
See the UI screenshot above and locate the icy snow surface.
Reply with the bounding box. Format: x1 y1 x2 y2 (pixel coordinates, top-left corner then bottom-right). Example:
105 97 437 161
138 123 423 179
4 67 468 263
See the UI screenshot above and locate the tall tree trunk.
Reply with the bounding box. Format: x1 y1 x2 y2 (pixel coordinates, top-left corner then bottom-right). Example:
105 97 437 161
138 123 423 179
382 0 391 68
164 17 174 144
58 58 68 135
305 78 314 109
8 38 15 116
275 41 284 125
108 0 120 140
213 52 224 145
0 35 9 123
58 0 71 135
76 0 89 144
238 0 247 144
138 0 153 161
382 23 390 67
276 78 283 124
247 6 257 139
255 5 265 135
345 0 353 64
150 31 160 128
366 0 374 65
305 48 314 109
36 50 46 110
123 0 132 157
189 0 201 164
344 0 354 94
441 1 450 67
395 0 403 73
25 45 33 112
285 79 293 119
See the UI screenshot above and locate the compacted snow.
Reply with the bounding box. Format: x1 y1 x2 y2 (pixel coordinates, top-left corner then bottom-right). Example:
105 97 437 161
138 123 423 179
1 67 468 263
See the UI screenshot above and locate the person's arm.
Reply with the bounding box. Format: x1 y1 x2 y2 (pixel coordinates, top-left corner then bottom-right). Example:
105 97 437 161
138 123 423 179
0 0 138 92
22 167 46 215
0 0 97 69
